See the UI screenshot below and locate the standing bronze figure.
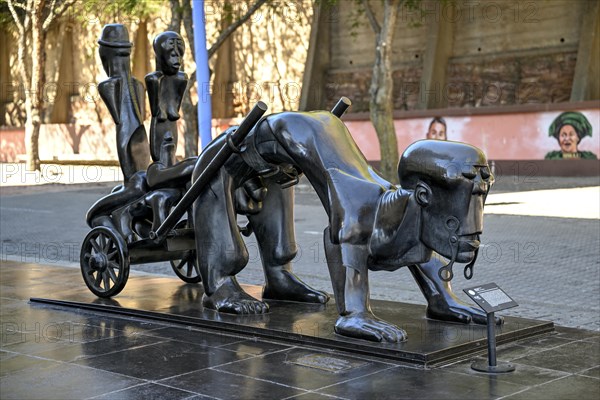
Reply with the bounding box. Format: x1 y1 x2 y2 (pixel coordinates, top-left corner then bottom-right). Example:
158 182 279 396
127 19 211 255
97 24 150 182
145 31 189 163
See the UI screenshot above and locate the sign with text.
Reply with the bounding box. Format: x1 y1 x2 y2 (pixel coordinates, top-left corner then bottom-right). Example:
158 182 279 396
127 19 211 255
463 283 518 313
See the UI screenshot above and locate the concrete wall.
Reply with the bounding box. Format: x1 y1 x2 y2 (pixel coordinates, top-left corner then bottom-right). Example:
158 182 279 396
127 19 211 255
309 0 597 112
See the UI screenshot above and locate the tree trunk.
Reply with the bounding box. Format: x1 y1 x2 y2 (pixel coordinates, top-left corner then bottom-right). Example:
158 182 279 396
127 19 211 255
368 0 400 182
211 0 237 118
168 0 182 32
182 91 198 156
26 1 46 171
24 99 41 171
180 0 199 156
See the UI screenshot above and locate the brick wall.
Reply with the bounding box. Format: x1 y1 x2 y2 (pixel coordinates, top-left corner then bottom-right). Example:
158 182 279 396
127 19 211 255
446 51 578 107
320 0 588 113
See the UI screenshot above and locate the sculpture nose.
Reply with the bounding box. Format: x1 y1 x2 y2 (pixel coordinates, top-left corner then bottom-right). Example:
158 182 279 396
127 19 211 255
472 176 488 195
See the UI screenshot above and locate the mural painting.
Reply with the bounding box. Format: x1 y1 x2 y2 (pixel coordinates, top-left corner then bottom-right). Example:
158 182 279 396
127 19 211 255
544 111 597 160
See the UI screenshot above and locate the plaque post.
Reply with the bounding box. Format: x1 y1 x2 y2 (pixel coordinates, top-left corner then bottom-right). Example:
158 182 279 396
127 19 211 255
464 283 518 373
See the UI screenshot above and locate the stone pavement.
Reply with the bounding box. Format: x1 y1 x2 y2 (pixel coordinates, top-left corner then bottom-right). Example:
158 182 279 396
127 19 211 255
1 261 599 400
1 169 599 398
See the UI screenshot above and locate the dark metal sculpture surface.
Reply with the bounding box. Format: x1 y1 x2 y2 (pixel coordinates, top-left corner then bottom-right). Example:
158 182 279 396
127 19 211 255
81 24 498 344
191 113 497 342
97 24 150 181
146 31 188 163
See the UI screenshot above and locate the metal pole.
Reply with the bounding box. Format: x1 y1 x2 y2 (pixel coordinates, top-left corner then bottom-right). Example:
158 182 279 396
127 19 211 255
487 312 497 367
192 0 213 149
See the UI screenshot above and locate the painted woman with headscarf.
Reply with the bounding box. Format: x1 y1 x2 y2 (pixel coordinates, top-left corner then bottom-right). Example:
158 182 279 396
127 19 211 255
545 111 597 159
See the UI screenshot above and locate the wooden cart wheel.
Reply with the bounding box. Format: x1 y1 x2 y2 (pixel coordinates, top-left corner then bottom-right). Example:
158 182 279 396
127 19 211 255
80 226 129 298
170 220 201 283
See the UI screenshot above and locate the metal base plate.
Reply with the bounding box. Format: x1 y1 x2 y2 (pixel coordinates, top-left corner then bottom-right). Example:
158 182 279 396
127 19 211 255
471 361 516 373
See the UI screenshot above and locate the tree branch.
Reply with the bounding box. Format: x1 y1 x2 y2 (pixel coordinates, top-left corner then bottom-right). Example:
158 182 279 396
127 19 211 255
42 0 57 30
182 0 194 60
168 0 182 32
7 0 26 35
207 0 268 58
43 0 76 31
188 71 196 85
7 0 28 12
24 0 32 31
361 0 381 34
396 0 407 14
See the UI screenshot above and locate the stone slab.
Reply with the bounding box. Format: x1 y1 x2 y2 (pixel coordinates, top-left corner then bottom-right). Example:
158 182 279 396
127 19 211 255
30 274 553 367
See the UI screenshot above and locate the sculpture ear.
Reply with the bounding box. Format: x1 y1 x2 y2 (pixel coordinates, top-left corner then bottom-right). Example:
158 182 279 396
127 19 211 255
415 182 431 207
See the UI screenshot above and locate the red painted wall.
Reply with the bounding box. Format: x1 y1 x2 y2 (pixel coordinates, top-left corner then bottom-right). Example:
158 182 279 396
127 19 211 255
2 105 599 163
345 108 599 161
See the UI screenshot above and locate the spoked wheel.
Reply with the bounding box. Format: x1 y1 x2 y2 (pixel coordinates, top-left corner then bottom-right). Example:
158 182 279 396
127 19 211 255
170 220 201 283
80 226 129 297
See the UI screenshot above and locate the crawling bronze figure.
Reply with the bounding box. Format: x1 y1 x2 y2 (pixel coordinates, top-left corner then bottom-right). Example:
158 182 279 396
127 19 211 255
192 111 498 343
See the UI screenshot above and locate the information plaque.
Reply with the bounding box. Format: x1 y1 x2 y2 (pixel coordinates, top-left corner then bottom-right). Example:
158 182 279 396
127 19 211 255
463 282 518 314
463 282 518 373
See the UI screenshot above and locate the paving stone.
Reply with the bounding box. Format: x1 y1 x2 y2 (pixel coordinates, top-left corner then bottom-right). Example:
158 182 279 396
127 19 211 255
500 375 600 400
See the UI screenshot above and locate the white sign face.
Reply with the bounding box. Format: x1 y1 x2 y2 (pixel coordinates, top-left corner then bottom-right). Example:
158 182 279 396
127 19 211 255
479 289 513 308
463 283 518 313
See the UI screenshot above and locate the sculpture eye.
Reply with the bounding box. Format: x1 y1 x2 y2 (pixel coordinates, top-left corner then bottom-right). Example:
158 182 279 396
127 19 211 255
461 166 477 180
480 167 491 180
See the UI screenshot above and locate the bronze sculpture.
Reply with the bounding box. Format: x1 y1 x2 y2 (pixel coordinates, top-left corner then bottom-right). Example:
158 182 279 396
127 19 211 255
88 29 196 238
192 113 496 342
97 24 150 182
145 31 189 163
81 25 499 344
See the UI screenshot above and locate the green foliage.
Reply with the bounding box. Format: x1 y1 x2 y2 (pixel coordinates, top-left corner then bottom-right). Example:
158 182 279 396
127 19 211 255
0 0 26 30
0 0 161 30
0 2 15 30
335 0 435 35
222 1 235 25
74 0 161 25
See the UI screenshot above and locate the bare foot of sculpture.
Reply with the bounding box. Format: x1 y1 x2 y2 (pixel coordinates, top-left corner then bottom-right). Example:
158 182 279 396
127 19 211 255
409 260 503 325
202 277 269 314
334 312 407 343
425 294 503 325
263 267 329 304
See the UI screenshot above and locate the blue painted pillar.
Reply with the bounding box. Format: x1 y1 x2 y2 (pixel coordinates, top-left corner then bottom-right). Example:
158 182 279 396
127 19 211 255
192 0 212 149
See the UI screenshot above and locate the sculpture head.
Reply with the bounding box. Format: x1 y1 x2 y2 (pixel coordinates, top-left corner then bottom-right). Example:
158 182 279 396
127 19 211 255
98 24 132 75
398 140 493 264
153 31 185 76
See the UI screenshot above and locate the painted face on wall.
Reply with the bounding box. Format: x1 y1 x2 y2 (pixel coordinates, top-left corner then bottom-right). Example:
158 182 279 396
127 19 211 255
427 122 447 140
558 124 579 154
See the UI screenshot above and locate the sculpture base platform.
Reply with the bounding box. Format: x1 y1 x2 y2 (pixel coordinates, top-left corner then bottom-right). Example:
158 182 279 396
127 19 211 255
31 276 553 367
